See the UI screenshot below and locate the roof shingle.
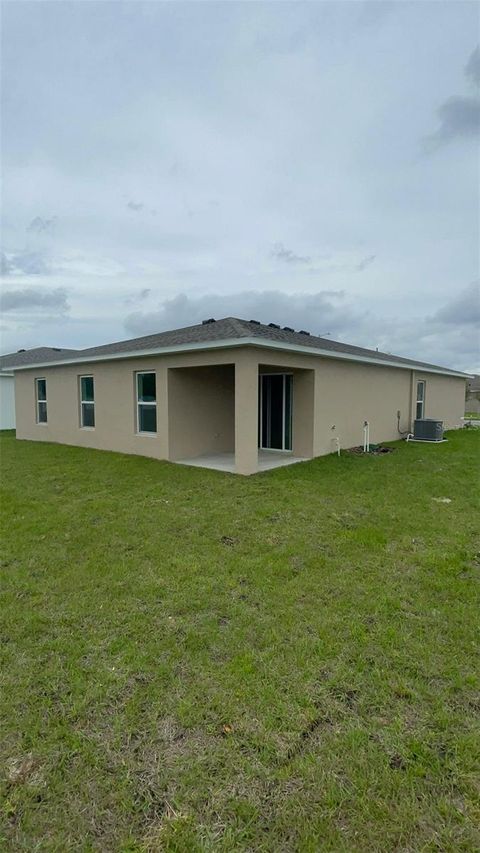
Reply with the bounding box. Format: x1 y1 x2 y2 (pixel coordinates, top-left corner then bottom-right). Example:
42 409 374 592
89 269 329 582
2 318 469 377
0 346 78 370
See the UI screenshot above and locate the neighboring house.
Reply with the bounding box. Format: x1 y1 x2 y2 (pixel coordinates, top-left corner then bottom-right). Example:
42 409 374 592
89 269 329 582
0 347 78 430
465 375 480 414
0 370 15 430
9 317 469 474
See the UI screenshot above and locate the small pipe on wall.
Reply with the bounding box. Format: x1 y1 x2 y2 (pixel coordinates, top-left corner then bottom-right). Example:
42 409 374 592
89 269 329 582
331 425 341 457
363 421 370 453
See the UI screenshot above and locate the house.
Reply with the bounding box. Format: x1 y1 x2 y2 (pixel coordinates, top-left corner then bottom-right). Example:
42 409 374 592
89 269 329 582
9 317 468 474
0 369 15 430
465 375 480 414
0 347 78 430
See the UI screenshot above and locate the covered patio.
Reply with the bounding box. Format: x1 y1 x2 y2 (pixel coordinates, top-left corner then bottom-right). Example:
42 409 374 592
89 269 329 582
167 354 314 474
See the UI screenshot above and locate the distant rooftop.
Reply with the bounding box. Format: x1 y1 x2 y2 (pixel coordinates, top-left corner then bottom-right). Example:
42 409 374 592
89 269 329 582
3 318 470 378
467 374 480 391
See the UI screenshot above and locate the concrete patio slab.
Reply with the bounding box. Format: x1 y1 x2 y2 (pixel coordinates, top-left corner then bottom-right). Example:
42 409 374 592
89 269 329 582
176 449 307 473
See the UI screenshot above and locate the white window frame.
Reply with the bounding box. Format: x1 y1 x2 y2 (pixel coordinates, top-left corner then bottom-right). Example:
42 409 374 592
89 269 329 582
416 380 426 420
79 375 95 429
35 378 48 424
136 371 157 435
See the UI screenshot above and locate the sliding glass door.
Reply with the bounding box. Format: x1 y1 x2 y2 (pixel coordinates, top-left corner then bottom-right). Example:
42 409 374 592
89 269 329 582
259 373 293 451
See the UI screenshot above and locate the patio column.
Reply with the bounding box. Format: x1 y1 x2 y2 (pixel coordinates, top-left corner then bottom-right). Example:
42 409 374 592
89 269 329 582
235 353 258 475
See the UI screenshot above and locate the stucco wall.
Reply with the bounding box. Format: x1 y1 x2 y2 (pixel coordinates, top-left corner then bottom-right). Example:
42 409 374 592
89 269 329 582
15 356 168 459
254 351 465 454
313 360 413 455
0 374 15 430
168 364 235 459
413 371 466 430
14 349 239 461
13 344 466 471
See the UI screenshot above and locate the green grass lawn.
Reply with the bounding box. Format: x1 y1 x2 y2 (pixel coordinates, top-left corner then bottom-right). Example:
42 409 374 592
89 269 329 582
1 430 479 852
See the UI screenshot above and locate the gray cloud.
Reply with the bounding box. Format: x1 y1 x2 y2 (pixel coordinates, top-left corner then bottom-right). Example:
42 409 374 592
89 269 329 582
356 254 376 272
427 96 480 148
124 289 363 339
271 243 311 264
465 46 480 87
12 251 51 275
126 200 158 217
122 286 479 373
27 216 56 234
432 280 480 326
1 215 56 275
1 250 51 276
425 48 480 150
0 287 69 313
123 286 152 305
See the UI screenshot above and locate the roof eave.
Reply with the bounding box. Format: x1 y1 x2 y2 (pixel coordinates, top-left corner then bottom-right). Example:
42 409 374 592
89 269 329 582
7 337 471 379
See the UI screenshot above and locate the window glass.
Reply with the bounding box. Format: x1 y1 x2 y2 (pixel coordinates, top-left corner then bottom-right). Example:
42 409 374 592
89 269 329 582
137 372 157 433
36 379 47 423
81 376 94 402
416 381 425 419
260 373 292 451
82 402 95 428
138 404 157 433
80 376 95 427
37 379 47 401
137 372 156 402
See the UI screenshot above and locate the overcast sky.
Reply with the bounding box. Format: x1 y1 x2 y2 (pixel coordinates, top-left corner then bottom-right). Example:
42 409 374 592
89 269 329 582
1 1 479 371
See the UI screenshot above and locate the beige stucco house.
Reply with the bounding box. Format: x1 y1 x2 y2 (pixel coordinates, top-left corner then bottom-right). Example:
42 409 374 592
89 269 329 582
0 346 78 430
10 317 468 474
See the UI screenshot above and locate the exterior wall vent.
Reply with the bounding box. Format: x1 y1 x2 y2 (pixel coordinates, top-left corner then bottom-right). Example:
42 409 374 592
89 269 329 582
202 318 216 325
413 419 444 441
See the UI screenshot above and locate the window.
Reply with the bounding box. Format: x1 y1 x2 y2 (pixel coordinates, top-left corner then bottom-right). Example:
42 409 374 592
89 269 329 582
416 380 425 419
35 378 47 423
136 371 157 433
80 376 95 428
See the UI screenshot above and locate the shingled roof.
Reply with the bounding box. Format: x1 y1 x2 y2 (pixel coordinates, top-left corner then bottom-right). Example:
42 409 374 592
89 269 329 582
0 346 78 371
4 317 469 378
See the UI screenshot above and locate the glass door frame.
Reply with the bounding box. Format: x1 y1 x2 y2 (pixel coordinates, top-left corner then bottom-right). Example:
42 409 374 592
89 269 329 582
258 372 293 452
